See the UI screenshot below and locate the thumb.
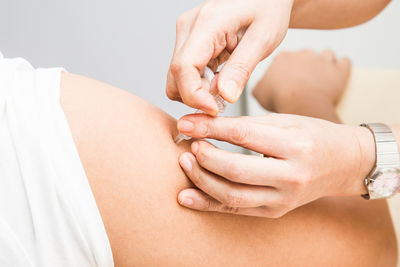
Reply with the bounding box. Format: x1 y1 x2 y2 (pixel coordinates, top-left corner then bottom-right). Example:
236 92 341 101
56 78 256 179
218 24 273 103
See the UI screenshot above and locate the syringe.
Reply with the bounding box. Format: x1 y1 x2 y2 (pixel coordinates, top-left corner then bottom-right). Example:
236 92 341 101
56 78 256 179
174 66 226 144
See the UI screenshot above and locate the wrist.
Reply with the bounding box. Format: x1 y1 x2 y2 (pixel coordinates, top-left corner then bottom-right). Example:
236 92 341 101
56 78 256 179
348 125 376 196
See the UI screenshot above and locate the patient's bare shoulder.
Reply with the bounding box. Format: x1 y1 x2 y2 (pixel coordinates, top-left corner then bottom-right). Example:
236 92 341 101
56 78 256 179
59 72 397 267
60 72 193 265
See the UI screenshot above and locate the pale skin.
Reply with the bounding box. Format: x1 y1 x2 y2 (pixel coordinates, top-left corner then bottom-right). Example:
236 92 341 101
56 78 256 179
60 71 397 266
168 0 397 218
252 49 351 123
166 0 391 114
176 50 400 217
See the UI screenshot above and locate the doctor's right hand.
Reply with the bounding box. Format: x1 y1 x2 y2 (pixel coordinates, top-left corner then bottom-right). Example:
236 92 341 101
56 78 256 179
166 0 294 116
176 113 375 218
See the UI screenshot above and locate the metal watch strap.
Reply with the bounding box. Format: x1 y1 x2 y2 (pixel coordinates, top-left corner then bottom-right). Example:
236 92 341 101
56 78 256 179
360 123 400 199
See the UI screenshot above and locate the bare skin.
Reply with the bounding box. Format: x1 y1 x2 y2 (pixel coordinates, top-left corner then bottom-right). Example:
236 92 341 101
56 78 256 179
252 49 351 123
253 49 400 190
60 72 396 266
167 0 391 113
290 0 391 29
175 50 399 218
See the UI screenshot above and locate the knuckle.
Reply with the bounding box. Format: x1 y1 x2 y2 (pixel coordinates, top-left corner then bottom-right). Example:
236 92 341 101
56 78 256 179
196 148 208 166
221 205 241 214
205 119 215 136
226 161 244 180
282 173 307 191
300 170 313 188
169 61 182 75
224 190 244 207
292 177 305 189
203 198 215 211
230 62 252 81
293 137 317 155
279 166 308 189
190 167 204 186
197 119 213 138
229 119 250 145
212 31 227 52
166 87 178 101
284 174 302 187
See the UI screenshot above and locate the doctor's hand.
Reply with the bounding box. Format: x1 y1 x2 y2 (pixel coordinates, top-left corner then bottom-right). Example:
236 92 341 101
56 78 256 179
166 0 293 116
176 114 375 218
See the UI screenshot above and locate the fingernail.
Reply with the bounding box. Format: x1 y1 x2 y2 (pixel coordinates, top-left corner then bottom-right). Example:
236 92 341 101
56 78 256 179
177 119 194 132
220 80 240 102
203 106 218 117
191 142 199 155
179 196 194 207
179 154 192 172
196 89 218 115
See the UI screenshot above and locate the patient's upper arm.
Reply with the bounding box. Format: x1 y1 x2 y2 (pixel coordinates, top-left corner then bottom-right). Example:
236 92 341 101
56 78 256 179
60 72 397 267
60 72 196 265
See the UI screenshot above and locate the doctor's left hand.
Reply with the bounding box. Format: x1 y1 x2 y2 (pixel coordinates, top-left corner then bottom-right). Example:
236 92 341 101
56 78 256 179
176 113 375 218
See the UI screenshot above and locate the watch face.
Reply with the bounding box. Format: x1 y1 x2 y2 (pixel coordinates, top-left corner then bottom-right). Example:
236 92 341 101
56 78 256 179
369 168 400 199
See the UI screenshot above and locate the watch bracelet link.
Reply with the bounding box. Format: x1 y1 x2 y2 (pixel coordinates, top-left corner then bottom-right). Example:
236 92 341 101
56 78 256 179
359 123 400 199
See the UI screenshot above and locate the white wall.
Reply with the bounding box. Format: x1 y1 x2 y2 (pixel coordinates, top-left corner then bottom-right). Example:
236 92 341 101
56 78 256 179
0 0 242 120
247 0 400 115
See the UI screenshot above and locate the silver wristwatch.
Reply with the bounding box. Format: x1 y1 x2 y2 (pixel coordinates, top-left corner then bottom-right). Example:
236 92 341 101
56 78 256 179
360 123 400 199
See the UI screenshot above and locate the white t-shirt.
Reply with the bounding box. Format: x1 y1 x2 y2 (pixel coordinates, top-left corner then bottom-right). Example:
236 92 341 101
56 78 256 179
0 53 113 267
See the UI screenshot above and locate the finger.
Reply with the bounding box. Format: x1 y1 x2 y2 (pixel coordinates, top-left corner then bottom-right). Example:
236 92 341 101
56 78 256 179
166 70 182 101
172 19 229 114
207 49 231 72
178 152 278 208
337 57 351 74
217 23 273 103
175 6 201 51
337 57 352 88
178 188 278 218
167 60 217 106
173 64 219 115
225 29 242 53
321 49 336 63
168 5 220 112
172 8 247 110
192 140 290 186
177 114 288 155
208 72 219 96
166 7 200 102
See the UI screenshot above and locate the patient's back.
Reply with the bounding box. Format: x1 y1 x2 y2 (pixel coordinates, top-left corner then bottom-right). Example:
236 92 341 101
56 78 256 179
60 72 397 267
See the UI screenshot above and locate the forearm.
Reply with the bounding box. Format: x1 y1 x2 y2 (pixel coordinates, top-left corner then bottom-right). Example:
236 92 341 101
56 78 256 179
290 0 391 29
275 98 341 124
